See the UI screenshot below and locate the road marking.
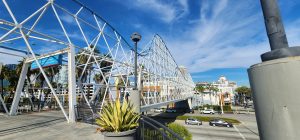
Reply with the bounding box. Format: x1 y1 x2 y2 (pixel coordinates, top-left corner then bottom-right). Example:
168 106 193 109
240 121 259 136
234 125 246 140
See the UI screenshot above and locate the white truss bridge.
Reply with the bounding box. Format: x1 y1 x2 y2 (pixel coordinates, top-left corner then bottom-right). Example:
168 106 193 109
0 0 195 122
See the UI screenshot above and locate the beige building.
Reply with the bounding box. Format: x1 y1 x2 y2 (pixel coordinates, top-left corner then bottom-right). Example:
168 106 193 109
195 76 237 106
212 76 237 105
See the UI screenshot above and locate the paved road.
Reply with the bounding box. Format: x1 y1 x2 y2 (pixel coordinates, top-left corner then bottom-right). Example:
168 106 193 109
0 111 103 140
149 111 259 140
186 113 260 138
176 120 259 140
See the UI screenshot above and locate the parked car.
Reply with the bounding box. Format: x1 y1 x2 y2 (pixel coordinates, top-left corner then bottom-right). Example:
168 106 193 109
185 118 202 125
201 109 215 114
165 109 176 113
209 118 233 127
154 108 163 113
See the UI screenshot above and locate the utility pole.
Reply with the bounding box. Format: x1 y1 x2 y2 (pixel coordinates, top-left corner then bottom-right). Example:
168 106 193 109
248 0 300 139
130 32 141 113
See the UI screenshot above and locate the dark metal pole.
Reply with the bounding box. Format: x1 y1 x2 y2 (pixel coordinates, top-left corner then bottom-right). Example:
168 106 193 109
131 32 141 89
134 41 138 90
260 0 300 61
260 0 288 50
130 32 141 113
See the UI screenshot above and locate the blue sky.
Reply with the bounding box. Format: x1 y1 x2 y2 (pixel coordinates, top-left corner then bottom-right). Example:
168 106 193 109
1 0 300 86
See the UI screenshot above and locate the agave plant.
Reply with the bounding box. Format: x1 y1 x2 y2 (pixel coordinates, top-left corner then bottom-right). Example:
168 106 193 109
96 99 140 132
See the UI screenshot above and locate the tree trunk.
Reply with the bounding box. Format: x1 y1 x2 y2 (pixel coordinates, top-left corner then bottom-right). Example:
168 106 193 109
201 93 204 106
210 93 212 105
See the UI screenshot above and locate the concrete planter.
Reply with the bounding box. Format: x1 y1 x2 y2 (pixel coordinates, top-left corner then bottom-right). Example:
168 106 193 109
102 129 136 140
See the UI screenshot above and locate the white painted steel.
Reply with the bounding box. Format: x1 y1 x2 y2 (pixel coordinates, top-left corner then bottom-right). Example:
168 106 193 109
0 0 195 121
9 63 30 115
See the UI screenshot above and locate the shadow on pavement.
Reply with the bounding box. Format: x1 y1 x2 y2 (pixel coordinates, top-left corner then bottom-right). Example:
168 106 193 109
148 112 186 125
0 117 65 136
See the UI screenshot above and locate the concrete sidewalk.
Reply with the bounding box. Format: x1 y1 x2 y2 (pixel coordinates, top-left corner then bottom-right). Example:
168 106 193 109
0 111 103 140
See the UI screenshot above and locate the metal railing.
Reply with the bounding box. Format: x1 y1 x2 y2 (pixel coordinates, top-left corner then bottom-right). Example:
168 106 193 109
75 104 101 125
137 115 183 140
75 105 183 140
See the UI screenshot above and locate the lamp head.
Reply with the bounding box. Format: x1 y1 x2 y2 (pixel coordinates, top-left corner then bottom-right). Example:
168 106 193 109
130 32 141 42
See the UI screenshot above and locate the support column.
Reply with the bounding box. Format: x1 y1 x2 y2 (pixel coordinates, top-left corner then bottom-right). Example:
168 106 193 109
10 63 30 115
131 67 142 113
68 45 77 123
248 57 300 140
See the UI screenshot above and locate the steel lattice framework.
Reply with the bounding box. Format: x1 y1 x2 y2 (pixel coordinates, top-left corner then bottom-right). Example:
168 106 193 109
0 0 194 122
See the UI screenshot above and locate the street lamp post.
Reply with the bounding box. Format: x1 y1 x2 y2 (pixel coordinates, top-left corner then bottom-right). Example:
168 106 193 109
131 32 141 90
130 32 141 113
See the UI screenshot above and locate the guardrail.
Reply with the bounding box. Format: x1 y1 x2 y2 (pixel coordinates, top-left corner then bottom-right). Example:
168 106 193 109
137 115 183 140
75 104 101 125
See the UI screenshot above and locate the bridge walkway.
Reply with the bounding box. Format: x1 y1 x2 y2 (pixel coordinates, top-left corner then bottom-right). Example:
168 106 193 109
0 111 103 140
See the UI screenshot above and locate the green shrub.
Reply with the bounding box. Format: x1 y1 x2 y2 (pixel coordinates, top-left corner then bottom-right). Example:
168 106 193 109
223 105 232 111
201 105 232 112
167 123 192 140
202 105 220 111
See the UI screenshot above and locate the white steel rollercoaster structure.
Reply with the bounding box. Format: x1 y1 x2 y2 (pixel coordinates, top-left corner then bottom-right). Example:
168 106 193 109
0 0 194 123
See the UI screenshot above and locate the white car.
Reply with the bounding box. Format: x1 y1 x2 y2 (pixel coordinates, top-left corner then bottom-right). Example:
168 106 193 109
185 118 202 125
201 109 215 114
154 108 163 113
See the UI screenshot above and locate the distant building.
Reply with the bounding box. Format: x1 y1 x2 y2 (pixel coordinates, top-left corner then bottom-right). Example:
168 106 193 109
5 64 17 70
195 76 237 106
56 65 68 86
212 76 237 106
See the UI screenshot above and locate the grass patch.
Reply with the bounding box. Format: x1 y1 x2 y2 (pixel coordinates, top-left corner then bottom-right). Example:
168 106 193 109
176 115 240 124
167 123 192 140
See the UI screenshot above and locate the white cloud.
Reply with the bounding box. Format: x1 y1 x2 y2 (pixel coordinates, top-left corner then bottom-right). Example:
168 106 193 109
60 14 75 25
164 0 300 74
130 0 188 23
286 19 300 46
0 48 25 64
164 0 285 73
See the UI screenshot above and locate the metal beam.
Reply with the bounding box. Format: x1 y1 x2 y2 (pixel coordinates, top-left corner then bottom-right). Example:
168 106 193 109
140 97 192 112
25 48 69 63
9 63 30 115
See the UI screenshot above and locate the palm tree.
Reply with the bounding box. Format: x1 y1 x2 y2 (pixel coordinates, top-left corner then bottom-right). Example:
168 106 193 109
195 85 205 106
2 65 18 93
94 73 102 84
206 84 218 105
235 86 251 106
77 45 113 104
76 45 102 83
0 64 5 96
45 66 60 87
195 85 205 93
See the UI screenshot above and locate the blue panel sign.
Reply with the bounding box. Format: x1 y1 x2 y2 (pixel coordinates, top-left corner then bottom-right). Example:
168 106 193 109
31 55 62 70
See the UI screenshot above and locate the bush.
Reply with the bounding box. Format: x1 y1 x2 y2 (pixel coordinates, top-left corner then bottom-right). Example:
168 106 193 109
200 105 232 112
167 123 192 140
223 105 232 112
